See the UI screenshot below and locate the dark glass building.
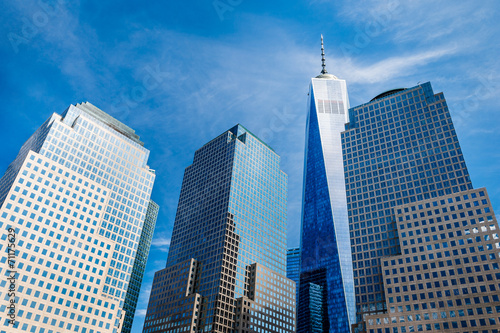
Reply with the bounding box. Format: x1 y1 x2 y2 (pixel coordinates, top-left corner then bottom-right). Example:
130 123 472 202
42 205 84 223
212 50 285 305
287 247 301 294
143 125 296 333
299 36 356 332
123 200 159 333
342 82 473 331
299 281 327 333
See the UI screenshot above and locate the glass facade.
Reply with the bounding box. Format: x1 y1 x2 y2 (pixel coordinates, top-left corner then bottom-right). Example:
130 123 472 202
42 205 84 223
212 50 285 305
305 283 325 333
123 200 159 333
144 125 295 333
298 269 328 333
299 73 355 332
287 247 300 295
342 83 473 331
0 102 156 332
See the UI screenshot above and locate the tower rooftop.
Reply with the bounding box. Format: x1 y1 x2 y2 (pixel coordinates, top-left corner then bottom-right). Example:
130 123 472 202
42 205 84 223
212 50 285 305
370 88 406 101
315 73 338 79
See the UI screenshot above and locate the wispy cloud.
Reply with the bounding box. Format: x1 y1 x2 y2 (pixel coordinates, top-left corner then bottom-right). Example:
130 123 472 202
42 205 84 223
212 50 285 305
6 2 499 249
151 234 171 253
337 44 459 84
152 237 171 247
135 309 147 317
2 5 500 333
338 0 493 46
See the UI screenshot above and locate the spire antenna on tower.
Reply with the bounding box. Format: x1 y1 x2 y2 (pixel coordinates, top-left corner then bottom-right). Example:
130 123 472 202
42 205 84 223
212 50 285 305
321 34 328 74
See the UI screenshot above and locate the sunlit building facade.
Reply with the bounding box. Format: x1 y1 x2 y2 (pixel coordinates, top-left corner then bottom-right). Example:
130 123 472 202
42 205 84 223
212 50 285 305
0 102 157 333
365 187 500 332
143 125 295 333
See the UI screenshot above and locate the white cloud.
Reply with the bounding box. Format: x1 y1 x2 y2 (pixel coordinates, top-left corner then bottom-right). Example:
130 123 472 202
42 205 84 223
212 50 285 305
135 309 147 317
151 236 171 252
337 44 459 84
151 237 171 247
4 0 500 259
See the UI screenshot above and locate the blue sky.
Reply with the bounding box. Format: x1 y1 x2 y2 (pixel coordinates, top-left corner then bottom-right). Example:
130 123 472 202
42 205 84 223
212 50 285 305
1 0 499 331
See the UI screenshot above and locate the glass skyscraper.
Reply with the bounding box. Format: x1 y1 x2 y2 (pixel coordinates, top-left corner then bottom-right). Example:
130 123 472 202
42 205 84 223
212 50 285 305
123 200 159 333
342 83 473 331
287 247 300 294
298 37 356 332
143 125 295 333
287 247 300 319
0 102 157 333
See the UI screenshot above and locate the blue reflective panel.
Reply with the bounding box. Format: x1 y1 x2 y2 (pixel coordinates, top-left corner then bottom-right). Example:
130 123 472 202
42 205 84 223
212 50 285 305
299 80 355 333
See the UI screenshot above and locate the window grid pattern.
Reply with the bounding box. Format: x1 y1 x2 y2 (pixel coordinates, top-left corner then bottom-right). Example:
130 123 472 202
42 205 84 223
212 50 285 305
122 200 159 333
366 188 500 333
286 248 300 296
341 83 473 329
0 102 156 333
235 263 295 333
0 152 119 333
144 125 293 333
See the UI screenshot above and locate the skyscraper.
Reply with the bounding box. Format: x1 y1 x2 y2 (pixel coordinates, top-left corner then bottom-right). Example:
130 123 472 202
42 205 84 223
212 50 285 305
364 187 500 332
341 83 473 331
299 36 356 332
123 200 159 333
287 247 300 321
287 247 300 294
143 125 295 333
0 102 157 332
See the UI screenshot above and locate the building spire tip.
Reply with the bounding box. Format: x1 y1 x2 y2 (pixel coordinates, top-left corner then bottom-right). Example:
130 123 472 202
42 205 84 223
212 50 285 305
321 35 327 74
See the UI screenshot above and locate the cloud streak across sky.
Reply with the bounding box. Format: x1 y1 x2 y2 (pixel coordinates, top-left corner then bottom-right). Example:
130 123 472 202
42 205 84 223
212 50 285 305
1 1 499 332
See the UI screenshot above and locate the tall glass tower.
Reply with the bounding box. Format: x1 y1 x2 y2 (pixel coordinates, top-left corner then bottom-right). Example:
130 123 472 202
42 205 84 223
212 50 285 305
0 102 157 333
287 247 300 294
123 200 159 333
342 83 473 331
298 36 355 332
143 125 296 333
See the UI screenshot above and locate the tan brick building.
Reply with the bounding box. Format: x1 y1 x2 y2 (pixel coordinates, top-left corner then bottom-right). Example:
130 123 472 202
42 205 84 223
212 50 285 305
366 188 500 332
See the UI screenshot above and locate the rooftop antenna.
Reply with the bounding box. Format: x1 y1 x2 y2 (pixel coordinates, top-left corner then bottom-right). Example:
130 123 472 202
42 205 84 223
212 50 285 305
321 34 328 74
